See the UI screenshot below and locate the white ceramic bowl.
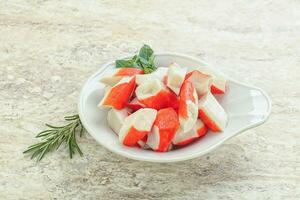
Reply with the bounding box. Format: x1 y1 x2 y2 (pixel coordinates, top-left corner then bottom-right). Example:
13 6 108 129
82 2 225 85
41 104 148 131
78 53 271 162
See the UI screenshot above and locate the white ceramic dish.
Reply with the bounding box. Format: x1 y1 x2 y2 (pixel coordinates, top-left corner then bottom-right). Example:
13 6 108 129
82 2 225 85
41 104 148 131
78 53 271 162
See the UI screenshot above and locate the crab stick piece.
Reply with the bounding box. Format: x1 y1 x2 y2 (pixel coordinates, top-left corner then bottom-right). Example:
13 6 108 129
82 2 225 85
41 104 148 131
173 119 207 146
185 70 212 96
135 67 168 85
127 97 145 111
198 92 228 132
119 108 157 146
166 63 187 95
137 135 149 149
98 76 136 110
178 80 198 132
146 108 180 152
194 67 227 94
168 91 180 110
135 79 178 110
210 75 226 94
107 108 129 135
100 68 144 86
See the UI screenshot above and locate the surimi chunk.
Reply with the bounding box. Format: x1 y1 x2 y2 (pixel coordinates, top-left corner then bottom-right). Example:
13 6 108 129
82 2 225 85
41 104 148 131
178 80 198 132
100 68 144 86
173 119 207 146
98 76 136 110
135 67 168 85
135 79 178 110
146 108 179 152
137 135 149 149
210 75 226 94
119 108 157 146
194 67 227 94
127 97 145 111
185 70 212 96
166 63 187 95
198 92 228 132
107 108 129 135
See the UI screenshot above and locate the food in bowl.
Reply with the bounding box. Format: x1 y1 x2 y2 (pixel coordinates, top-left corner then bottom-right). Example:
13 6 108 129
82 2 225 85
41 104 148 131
98 45 228 152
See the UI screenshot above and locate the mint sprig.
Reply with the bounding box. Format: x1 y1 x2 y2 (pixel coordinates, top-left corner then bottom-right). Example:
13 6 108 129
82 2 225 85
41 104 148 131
116 44 157 74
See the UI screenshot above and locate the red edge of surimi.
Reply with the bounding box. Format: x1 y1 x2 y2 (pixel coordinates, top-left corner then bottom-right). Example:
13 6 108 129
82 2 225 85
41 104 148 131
211 85 225 94
101 77 136 109
115 68 144 76
175 125 208 146
156 108 179 152
146 108 179 152
198 109 221 132
178 80 196 119
123 127 149 146
120 108 157 147
139 90 178 110
155 126 179 152
156 129 178 152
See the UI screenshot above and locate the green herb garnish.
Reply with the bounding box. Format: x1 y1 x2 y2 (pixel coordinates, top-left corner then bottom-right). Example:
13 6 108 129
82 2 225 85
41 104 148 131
23 115 84 161
116 44 157 73
24 44 157 162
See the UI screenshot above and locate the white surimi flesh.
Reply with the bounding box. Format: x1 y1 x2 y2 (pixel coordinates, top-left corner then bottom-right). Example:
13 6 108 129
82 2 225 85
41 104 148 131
198 92 228 131
167 63 187 95
107 108 129 135
98 76 134 109
194 66 226 93
135 67 168 85
146 126 160 150
100 69 122 86
135 78 165 100
186 71 212 96
119 108 157 144
179 89 199 132
173 119 206 145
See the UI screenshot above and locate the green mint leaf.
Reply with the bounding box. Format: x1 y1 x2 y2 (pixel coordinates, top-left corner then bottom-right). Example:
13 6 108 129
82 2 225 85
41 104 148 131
138 44 154 61
142 67 155 74
116 59 138 68
138 56 149 65
132 55 139 62
148 54 156 69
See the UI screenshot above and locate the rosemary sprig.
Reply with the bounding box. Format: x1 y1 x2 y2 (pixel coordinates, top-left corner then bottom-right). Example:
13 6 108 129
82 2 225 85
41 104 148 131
23 114 84 162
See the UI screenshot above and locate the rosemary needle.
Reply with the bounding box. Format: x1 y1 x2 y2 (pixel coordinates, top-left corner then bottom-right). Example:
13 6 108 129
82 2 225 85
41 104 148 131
23 114 84 162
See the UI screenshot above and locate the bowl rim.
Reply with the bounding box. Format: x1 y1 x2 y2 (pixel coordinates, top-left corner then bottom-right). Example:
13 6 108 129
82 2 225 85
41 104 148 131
78 52 272 162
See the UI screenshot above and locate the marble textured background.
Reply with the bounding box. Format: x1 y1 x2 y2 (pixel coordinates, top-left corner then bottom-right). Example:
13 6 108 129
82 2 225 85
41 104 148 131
0 0 299 199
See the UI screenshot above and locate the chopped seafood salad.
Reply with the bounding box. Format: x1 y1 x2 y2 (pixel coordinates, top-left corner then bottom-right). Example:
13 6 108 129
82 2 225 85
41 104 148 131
98 62 228 152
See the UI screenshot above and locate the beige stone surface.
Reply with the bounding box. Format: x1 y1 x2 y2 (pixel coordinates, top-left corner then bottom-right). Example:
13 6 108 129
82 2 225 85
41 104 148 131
0 0 300 199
